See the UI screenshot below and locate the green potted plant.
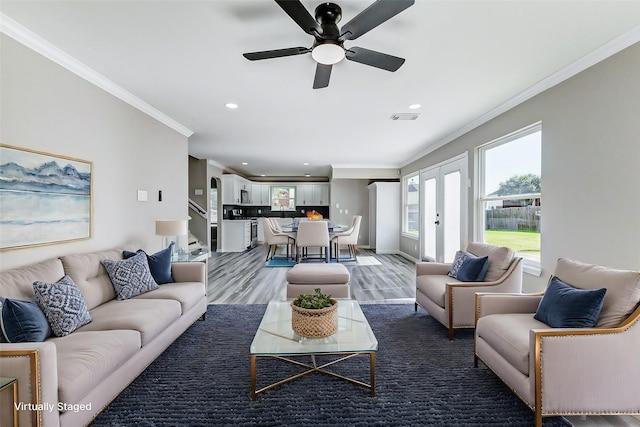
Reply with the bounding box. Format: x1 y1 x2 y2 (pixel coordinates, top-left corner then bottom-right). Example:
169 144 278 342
291 288 338 338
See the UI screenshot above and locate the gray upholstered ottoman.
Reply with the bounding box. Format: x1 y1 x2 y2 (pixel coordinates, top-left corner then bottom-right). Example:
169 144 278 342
286 263 351 298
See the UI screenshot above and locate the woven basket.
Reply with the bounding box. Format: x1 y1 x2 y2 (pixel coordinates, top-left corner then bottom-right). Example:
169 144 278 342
291 299 338 338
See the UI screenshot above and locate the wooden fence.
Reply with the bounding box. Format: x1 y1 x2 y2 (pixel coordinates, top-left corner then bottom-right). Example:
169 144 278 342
486 206 540 231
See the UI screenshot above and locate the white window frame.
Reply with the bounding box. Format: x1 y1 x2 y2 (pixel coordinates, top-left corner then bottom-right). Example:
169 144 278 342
402 172 420 239
270 186 296 211
475 122 542 276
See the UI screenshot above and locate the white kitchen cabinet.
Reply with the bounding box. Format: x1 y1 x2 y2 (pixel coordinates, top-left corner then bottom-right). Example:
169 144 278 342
296 184 312 206
250 184 270 205
313 184 329 205
368 182 400 254
221 220 251 252
296 184 329 206
222 174 251 205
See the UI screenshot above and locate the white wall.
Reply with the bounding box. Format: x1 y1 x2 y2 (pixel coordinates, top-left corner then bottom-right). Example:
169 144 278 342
0 35 189 270
401 42 640 291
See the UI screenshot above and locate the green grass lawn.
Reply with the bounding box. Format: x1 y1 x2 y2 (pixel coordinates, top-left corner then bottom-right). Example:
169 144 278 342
485 230 540 254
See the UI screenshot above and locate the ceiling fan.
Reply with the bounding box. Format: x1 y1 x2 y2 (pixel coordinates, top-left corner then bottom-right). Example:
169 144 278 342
243 0 415 89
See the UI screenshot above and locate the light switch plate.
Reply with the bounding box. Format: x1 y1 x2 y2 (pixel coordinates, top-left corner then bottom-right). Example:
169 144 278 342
137 190 148 202
194 189 203 196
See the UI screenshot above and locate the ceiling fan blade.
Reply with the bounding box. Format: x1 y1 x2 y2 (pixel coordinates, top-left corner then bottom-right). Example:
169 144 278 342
345 47 405 71
275 0 321 35
313 64 332 89
243 47 310 61
340 0 414 41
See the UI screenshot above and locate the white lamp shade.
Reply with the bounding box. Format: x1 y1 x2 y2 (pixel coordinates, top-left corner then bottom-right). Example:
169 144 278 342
155 219 188 236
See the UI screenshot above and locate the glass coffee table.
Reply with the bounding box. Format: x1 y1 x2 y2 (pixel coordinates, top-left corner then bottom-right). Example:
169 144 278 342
250 299 378 399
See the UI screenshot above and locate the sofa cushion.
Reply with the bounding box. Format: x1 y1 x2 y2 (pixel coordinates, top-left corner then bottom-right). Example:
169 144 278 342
0 258 65 301
132 282 205 314
466 242 515 282
554 258 640 327
476 313 550 376
416 275 461 308
102 251 159 300
60 249 124 310
75 298 181 346
534 276 606 328
33 275 92 337
50 330 141 406
456 256 489 282
0 297 51 342
123 243 174 285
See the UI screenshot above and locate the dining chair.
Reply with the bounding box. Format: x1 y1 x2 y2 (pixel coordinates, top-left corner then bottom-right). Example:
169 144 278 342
330 215 362 262
269 217 282 231
260 217 295 261
295 220 330 263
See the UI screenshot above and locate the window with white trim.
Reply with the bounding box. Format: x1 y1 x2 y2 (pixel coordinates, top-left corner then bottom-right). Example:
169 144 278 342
477 123 541 272
402 173 419 238
270 186 296 211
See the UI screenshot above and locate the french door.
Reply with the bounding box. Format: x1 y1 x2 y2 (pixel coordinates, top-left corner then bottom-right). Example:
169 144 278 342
420 155 468 263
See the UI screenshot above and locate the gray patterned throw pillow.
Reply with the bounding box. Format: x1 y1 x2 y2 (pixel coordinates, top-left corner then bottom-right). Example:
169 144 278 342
102 251 159 300
33 275 92 337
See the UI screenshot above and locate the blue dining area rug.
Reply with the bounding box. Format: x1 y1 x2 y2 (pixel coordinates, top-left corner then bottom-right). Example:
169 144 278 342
265 258 296 267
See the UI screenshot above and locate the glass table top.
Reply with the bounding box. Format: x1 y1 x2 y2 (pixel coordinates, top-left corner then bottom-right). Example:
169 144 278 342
251 300 378 355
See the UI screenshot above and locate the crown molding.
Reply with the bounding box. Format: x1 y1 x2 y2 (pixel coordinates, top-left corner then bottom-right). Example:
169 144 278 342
0 13 194 138
207 159 227 170
402 24 640 168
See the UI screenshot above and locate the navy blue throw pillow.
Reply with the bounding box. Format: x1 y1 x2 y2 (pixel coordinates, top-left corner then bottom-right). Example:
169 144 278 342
123 243 174 285
456 256 489 282
0 297 52 343
534 276 607 328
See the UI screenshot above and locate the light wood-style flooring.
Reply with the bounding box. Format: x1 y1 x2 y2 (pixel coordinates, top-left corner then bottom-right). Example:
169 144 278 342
207 244 416 304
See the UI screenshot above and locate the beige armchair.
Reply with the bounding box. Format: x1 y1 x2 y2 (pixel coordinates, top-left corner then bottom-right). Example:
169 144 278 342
475 258 640 427
296 220 330 262
260 217 295 261
415 242 523 339
330 215 362 262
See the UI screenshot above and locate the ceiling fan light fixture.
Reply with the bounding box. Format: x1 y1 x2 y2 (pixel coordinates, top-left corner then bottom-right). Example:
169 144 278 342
311 43 345 65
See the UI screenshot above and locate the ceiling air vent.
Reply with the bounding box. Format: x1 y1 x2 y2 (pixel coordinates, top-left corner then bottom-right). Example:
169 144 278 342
390 113 420 121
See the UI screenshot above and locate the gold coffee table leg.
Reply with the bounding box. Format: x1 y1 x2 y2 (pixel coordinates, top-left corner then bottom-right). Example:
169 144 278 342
250 355 257 400
370 352 376 396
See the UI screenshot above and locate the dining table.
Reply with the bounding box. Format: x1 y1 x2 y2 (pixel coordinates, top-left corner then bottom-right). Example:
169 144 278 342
280 221 344 233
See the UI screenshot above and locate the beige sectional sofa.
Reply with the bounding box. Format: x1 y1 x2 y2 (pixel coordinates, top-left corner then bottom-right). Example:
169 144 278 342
0 247 207 427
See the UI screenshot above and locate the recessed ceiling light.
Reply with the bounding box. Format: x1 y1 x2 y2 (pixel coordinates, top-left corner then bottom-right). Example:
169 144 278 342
242 162 248 165
260 174 265 177
225 103 238 109
303 162 310 166
305 173 311 177
408 103 421 110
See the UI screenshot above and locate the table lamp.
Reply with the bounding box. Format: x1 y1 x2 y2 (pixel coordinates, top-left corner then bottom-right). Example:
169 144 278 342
155 219 189 254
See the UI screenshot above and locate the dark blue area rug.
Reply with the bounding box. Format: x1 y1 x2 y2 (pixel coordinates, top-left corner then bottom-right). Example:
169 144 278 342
91 304 569 426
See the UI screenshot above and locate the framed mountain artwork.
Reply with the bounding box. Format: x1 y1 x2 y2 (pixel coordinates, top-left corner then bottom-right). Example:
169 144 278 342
0 144 92 250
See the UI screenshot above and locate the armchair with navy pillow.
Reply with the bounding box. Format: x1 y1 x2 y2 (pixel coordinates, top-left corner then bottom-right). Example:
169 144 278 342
415 242 523 339
475 258 640 427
